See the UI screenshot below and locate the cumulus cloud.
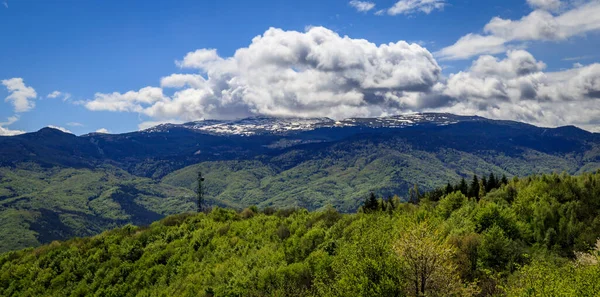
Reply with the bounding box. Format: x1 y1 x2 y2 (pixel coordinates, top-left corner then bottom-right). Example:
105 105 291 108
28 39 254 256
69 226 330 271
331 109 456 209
0 115 25 136
86 26 442 121
438 50 600 131
47 125 73 134
387 0 445 15
1 78 37 112
47 91 71 101
82 26 600 132
349 0 376 12
95 128 110 134
438 0 600 60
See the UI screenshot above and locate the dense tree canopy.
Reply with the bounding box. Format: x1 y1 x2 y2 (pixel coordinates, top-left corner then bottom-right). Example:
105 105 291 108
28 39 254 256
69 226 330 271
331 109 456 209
2 172 600 296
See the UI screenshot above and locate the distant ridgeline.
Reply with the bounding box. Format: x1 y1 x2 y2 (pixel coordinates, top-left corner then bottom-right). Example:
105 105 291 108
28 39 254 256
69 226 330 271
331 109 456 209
2 172 600 296
1 113 600 252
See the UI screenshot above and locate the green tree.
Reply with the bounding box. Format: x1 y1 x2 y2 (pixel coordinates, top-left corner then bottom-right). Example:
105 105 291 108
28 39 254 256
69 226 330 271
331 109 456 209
469 175 480 200
394 222 468 297
458 178 469 196
364 192 379 212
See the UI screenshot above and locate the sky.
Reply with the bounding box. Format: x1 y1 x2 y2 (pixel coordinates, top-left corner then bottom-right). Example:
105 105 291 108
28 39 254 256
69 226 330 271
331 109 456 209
1 0 600 135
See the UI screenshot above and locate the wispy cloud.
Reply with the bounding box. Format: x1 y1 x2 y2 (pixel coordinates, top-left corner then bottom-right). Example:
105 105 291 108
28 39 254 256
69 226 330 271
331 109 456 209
67 122 84 127
47 90 72 101
349 0 376 12
0 115 25 136
387 0 445 15
438 1 600 60
562 55 596 61
2 1 7 8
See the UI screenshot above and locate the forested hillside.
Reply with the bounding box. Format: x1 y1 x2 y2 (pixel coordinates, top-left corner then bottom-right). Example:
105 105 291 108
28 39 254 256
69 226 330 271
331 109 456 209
2 172 600 296
2 115 600 253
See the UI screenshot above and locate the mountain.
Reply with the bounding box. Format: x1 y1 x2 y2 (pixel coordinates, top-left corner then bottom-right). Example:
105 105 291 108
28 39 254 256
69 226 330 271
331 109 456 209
1 113 599 252
143 113 483 135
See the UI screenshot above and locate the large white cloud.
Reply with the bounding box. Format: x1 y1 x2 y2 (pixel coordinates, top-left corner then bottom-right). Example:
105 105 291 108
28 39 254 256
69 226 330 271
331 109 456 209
86 26 443 121
1 78 37 112
82 25 600 132
438 0 600 60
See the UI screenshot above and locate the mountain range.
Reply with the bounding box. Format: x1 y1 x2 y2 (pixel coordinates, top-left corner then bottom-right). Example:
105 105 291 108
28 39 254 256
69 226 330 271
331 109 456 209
1 113 599 252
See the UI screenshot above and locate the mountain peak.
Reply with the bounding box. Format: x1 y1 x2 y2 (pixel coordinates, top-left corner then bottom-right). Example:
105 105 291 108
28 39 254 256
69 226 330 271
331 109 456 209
140 113 488 136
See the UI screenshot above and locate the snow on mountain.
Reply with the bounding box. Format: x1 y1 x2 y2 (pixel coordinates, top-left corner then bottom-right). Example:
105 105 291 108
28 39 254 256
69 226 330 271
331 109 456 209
143 113 485 136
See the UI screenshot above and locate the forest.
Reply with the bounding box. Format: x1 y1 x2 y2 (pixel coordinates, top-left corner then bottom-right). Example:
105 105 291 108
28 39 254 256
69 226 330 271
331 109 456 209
2 171 600 296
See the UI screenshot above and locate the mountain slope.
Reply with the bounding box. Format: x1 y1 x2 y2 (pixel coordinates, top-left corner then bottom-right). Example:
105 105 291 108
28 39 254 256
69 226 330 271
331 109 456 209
1 113 600 252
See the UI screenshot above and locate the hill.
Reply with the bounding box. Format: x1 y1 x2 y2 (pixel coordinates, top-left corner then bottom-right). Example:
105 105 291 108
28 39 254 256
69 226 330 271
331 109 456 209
1 113 600 252
2 172 600 296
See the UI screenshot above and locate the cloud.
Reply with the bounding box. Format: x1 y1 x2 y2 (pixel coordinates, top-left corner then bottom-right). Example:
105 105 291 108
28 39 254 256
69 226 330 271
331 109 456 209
527 0 562 12
387 0 445 15
562 55 596 61
95 128 110 134
436 34 508 60
2 1 6 8
438 0 600 60
85 87 167 112
349 0 376 12
0 115 25 136
47 90 72 101
47 125 73 134
438 50 600 131
1 78 37 112
86 26 442 121
82 26 600 132
67 122 84 127
160 74 206 89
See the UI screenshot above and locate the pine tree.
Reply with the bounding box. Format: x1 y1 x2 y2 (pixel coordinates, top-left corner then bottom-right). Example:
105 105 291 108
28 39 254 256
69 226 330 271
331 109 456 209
501 174 509 185
364 192 379 212
469 175 480 200
445 182 454 195
487 173 497 192
197 171 205 213
458 178 468 196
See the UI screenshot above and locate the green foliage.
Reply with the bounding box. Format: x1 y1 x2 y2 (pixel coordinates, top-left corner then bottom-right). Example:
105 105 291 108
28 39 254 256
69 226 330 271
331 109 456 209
0 165 195 253
3 172 600 296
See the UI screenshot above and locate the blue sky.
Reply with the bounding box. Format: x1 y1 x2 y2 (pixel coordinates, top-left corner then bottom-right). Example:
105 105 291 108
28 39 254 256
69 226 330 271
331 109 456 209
1 0 600 135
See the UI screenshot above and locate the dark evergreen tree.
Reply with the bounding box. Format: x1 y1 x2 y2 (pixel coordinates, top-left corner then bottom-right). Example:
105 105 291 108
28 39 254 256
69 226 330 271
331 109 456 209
364 192 379 212
481 176 488 193
501 174 509 185
197 171 205 213
469 175 480 200
458 178 468 196
445 182 454 195
487 173 497 192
